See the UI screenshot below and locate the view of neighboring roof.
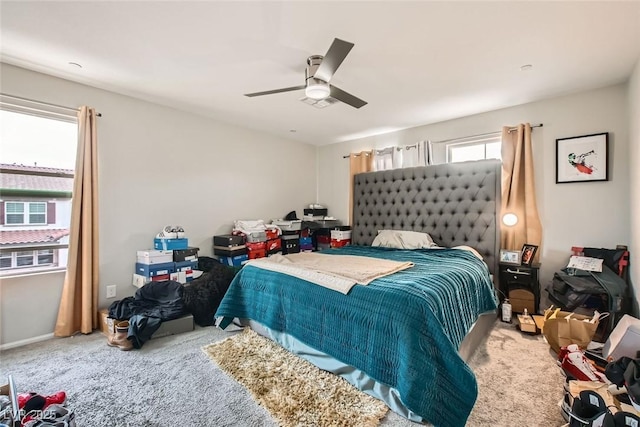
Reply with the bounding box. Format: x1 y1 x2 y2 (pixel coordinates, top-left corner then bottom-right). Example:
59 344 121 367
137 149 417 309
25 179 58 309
0 228 70 245
0 163 74 193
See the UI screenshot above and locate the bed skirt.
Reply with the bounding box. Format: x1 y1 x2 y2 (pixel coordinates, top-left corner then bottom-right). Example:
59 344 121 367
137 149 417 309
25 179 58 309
242 310 496 423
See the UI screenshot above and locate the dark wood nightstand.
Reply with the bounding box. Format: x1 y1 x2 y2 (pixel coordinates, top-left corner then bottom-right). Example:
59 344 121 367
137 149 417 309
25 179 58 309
498 263 541 314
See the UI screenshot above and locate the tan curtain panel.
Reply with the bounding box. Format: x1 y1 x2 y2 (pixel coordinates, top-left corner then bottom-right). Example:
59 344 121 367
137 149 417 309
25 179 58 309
349 150 374 225
55 106 100 337
500 123 542 259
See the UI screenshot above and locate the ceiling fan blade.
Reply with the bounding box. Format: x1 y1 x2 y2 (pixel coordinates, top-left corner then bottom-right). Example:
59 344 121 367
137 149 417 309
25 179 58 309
244 85 306 97
313 38 354 82
330 85 367 109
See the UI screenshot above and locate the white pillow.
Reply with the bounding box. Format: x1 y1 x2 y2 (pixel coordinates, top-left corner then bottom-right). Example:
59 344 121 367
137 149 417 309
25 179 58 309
371 230 437 249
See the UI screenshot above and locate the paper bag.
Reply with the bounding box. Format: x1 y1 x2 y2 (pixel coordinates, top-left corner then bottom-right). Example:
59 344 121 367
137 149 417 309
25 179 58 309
542 308 599 354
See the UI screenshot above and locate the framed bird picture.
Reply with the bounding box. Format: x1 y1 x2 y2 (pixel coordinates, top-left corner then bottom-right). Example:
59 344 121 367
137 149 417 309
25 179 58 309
556 132 608 183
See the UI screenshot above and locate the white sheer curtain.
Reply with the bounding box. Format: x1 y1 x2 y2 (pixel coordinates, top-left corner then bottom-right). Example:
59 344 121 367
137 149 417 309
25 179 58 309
398 141 427 168
373 147 397 171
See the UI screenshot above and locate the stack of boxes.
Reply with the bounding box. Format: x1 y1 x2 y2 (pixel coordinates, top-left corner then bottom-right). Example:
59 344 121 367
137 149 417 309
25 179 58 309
133 234 199 288
213 234 248 266
214 228 284 266
211 208 353 267
273 219 301 255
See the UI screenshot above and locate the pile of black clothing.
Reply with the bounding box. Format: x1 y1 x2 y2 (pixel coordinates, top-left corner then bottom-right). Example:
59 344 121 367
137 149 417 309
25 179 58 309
109 280 186 349
183 257 237 326
108 257 238 348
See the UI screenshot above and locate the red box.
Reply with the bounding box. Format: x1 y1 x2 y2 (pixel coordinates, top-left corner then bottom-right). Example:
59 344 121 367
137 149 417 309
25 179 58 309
246 241 266 259
265 229 279 240
248 249 266 259
265 238 282 253
330 239 351 248
151 274 170 282
246 241 266 251
317 235 331 244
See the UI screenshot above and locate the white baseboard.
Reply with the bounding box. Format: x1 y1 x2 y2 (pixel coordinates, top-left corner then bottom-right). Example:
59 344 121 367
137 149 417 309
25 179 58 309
0 333 54 351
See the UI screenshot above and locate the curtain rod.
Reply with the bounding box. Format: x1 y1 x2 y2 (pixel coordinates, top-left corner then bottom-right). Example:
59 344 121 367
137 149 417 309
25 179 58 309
342 124 542 158
430 123 543 145
0 93 103 117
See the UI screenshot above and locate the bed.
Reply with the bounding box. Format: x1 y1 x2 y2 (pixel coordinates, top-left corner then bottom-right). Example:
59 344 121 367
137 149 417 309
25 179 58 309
215 159 502 427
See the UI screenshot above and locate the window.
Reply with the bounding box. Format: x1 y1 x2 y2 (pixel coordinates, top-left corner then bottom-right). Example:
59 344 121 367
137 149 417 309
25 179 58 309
4 201 47 225
0 249 56 270
1 97 76 275
445 135 502 163
37 249 54 265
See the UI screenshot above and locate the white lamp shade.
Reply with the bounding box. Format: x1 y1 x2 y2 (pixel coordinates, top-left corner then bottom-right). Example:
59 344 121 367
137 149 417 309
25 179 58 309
502 213 518 227
305 81 330 100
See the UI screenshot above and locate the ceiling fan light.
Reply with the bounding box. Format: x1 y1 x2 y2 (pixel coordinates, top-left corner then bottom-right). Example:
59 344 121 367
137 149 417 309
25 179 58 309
305 81 330 100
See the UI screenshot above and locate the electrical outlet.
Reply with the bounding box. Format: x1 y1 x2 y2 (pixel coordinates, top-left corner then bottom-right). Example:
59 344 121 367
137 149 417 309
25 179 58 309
106 285 117 299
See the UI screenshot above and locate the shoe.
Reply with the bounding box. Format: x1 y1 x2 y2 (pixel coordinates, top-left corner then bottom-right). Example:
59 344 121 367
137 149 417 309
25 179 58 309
19 392 63 412
174 226 185 238
558 344 583 367
613 412 640 427
157 226 177 239
562 351 609 382
624 359 640 412
106 320 133 351
569 390 614 427
22 404 75 427
561 380 573 422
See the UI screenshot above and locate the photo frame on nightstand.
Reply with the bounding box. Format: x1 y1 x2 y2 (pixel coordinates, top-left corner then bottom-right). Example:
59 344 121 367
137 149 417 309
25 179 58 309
521 244 538 266
499 249 521 265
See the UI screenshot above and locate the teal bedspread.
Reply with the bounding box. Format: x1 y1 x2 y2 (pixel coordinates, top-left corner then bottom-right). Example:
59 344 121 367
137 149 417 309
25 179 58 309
215 246 498 427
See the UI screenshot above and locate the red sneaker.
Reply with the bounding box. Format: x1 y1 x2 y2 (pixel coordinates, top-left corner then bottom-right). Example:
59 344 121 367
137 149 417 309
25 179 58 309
17 392 37 409
17 391 66 409
557 344 581 367
562 351 608 382
44 391 66 408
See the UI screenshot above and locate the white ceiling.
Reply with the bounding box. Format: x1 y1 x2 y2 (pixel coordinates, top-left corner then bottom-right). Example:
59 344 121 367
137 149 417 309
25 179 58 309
1 1 639 146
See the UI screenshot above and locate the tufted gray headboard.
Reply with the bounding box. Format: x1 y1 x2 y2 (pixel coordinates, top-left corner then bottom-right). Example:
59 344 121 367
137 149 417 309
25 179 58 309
351 159 501 276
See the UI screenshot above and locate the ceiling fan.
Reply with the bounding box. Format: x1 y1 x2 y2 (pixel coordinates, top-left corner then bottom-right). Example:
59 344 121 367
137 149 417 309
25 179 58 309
244 38 367 109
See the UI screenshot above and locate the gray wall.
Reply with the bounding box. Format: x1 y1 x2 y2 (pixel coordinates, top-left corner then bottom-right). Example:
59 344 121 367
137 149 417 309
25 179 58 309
0 63 318 347
317 84 634 310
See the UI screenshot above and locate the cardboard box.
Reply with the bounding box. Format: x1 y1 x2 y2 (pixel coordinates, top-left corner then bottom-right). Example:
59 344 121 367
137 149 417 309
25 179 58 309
154 238 188 250
246 231 267 243
218 254 249 267
603 314 640 359
132 273 150 288
248 248 266 259
173 247 199 262
272 219 302 231
213 234 245 247
175 259 198 272
152 314 194 338
303 207 328 216
330 238 351 248
330 230 352 240
518 314 538 333
135 261 175 277
99 308 117 335
1 375 20 425
281 235 300 254
136 249 173 264
213 245 247 257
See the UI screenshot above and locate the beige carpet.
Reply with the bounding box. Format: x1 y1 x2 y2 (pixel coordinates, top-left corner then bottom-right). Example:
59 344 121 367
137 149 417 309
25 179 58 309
466 321 566 426
203 321 567 427
203 328 389 427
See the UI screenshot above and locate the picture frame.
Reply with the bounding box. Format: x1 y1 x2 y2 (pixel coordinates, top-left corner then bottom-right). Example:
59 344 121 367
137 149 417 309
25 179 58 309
499 249 521 265
556 132 608 183
521 244 538 266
